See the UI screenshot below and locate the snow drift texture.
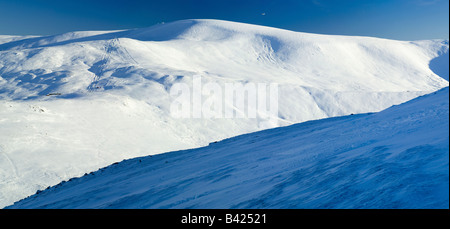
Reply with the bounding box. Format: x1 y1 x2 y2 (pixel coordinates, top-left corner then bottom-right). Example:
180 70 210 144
0 19 449 208
8 87 449 209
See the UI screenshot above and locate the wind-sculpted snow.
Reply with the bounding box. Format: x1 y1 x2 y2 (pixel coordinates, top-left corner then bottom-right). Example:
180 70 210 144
0 19 448 208
8 87 449 209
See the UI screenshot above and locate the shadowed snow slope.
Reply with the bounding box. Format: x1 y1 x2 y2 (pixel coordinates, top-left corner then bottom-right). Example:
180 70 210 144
8 87 449 209
0 19 449 207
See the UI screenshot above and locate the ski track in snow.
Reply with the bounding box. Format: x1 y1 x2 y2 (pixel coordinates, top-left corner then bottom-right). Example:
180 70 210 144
0 145 19 179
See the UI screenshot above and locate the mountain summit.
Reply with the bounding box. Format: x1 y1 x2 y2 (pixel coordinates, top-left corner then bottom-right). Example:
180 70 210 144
0 19 448 207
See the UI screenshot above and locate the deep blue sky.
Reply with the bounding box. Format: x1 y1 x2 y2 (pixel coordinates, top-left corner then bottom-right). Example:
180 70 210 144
0 0 448 40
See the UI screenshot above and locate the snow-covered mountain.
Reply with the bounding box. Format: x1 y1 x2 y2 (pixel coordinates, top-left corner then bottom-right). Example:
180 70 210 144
7 87 449 209
0 19 448 208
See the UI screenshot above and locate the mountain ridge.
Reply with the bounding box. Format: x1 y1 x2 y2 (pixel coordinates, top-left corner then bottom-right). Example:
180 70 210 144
0 19 448 208
7 86 448 209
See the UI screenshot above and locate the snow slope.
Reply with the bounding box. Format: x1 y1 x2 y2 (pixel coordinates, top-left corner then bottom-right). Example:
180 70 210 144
7 87 449 209
0 19 448 208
